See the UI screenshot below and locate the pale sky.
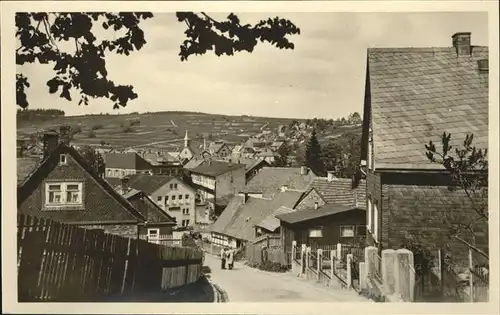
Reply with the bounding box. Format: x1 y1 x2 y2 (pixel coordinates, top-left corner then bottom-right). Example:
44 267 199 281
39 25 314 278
19 12 488 119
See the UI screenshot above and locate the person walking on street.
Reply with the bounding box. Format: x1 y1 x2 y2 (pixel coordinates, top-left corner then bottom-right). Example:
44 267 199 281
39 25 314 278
220 247 227 270
227 248 235 270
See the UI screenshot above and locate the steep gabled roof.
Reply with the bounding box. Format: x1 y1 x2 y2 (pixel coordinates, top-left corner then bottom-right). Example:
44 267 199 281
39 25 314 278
306 178 367 209
366 43 488 170
17 157 41 185
125 175 175 195
18 143 145 222
126 191 176 225
104 152 152 170
243 167 317 197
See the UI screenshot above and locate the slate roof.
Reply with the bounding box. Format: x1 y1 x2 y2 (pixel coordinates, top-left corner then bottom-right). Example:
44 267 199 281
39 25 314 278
307 178 367 209
366 43 488 169
212 190 303 241
243 167 317 197
17 157 41 185
277 204 365 224
183 158 205 170
191 160 245 177
124 175 177 195
18 143 145 223
255 206 295 232
104 152 152 170
126 191 176 225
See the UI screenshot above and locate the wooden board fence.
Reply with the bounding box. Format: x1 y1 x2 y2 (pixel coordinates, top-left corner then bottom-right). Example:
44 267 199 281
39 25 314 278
17 214 204 302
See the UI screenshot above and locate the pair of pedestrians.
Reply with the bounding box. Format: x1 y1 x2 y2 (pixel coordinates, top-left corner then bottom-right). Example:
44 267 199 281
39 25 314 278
220 247 234 270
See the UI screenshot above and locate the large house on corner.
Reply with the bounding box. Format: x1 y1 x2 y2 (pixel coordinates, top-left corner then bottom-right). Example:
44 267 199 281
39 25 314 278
359 32 488 262
189 160 246 218
104 152 152 178
113 174 197 228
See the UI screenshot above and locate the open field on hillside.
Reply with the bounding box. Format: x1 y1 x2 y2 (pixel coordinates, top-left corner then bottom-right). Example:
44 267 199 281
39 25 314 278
17 111 361 150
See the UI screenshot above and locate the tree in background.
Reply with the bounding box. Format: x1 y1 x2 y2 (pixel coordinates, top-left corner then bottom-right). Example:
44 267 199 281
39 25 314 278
16 12 300 109
273 142 291 167
348 112 362 125
321 131 361 178
304 129 325 176
78 146 105 178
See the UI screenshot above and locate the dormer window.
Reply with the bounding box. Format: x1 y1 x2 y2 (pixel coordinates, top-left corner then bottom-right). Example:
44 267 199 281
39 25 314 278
59 154 67 165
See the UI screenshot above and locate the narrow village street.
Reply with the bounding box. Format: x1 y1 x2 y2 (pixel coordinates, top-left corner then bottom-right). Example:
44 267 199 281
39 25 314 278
203 254 370 302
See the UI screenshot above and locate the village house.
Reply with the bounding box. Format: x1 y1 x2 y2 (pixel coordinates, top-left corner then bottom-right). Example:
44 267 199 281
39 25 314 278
255 173 367 252
104 151 152 178
141 151 184 176
359 32 488 261
206 140 232 159
276 204 366 251
210 189 304 249
118 182 177 242
113 174 197 228
17 132 173 239
188 160 246 218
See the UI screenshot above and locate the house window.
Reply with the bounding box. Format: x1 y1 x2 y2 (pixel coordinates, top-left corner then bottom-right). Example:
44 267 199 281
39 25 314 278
178 194 183 199
357 225 367 236
107 169 112 176
182 219 190 227
174 183 178 189
169 184 173 189
148 228 159 239
182 208 190 215
157 196 162 202
374 203 379 242
308 228 323 238
45 182 83 207
340 226 355 238
185 194 189 199
59 154 67 165
171 195 176 200
367 198 373 232
164 196 169 204
46 184 63 205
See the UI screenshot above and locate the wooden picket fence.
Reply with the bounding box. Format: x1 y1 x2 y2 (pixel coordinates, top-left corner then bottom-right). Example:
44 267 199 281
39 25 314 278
17 214 204 302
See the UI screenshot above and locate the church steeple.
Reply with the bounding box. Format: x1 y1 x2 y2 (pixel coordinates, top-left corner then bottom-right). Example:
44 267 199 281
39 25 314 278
184 130 190 148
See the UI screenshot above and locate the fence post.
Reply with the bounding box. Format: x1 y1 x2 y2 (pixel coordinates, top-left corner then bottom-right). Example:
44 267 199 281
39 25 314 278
300 244 306 276
382 249 396 295
317 249 322 281
291 241 297 274
359 262 367 289
346 254 353 288
468 248 474 302
337 243 342 260
438 248 444 298
364 246 377 282
306 247 311 271
330 250 335 286
396 248 415 302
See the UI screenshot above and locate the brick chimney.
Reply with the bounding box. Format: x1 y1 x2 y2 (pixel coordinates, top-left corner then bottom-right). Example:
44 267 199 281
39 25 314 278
121 176 130 195
452 32 471 56
59 125 72 145
42 131 60 158
300 166 309 175
327 171 336 182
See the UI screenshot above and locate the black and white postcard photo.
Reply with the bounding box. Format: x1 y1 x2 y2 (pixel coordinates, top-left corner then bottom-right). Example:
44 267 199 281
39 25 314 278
1 1 499 314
